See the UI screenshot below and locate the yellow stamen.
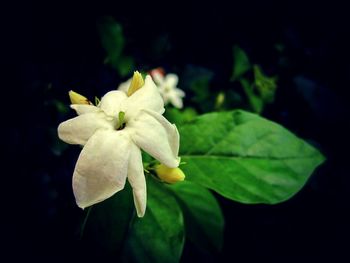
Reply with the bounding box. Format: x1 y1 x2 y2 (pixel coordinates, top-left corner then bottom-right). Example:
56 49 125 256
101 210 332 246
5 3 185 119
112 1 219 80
69 90 91 105
155 164 185 184
127 71 144 96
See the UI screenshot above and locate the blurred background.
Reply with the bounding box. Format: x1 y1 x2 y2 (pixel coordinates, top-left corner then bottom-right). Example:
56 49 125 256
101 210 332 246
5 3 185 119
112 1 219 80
3 0 350 262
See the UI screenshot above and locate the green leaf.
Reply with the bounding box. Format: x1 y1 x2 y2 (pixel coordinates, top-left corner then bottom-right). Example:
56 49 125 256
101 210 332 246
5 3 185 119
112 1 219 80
253 65 277 103
183 65 214 112
164 107 198 126
116 55 135 77
179 110 325 204
231 46 251 81
167 181 224 253
123 178 185 263
190 75 212 112
240 78 264 114
81 184 134 257
98 16 125 63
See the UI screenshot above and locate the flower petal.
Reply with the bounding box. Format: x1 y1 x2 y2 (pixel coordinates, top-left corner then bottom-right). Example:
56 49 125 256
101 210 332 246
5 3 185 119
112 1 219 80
100 90 127 116
118 78 131 93
70 104 100 115
143 109 180 157
58 112 113 145
73 129 131 209
124 75 164 120
151 71 164 85
164 73 179 87
127 143 146 217
175 88 185 97
127 109 180 167
169 95 184 109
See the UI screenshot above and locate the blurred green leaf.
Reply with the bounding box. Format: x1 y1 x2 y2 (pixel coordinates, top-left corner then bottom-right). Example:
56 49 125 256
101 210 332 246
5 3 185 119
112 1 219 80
253 65 277 103
82 184 134 257
179 110 325 204
98 17 124 62
190 75 212 111
168 181 224 253
164 107 198 126
116 55 135 77
183 65 214 112
231 46 251 81
98 17 133 76
123 178 185 263
240 78 264 114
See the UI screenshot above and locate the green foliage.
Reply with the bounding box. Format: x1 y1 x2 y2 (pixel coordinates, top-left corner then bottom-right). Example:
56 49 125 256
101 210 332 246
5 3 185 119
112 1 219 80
230 46 278 114
123 178 184 263
240 78 264 114
78 32 326 263
164 107 198 126
179 110 325 204
183 66 214 113
116 56 135 77
240 66 277 114
97 16 134 76
231 45 251 81
253 65 277 104
82 179 184 263
168 181 224 253
82 184 134 255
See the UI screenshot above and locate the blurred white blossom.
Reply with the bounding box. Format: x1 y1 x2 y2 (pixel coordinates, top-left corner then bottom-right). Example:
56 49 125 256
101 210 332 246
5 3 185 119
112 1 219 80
118 68 185 108
151 69 185 109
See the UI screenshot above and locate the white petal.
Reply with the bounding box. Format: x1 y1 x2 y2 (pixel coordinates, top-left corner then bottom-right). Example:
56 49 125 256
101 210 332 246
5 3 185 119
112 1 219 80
124 75 164 120
175 88 185 97
151 71 164 85
127 109 180 167
100 90 127 116
164 74 179 87
127 143 146 217
70 104 100 115
73 129 131 209
58 112 113 145
143 109 180 157
170 95 184 109
118 79 131 93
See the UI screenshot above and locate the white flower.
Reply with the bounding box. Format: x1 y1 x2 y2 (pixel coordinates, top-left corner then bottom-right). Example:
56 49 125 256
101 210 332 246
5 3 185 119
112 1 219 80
152 71 185 109
118 69 186 109
117 79 131 93
58 73 180 217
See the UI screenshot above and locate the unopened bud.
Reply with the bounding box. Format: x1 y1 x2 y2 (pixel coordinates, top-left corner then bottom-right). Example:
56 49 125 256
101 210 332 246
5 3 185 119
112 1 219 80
127 71 144 96
215 92 225 109
69 90 91 105
155 164 185 184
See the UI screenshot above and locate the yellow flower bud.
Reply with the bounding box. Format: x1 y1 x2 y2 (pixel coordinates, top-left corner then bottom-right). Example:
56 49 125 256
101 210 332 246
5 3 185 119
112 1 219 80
69 90 91 105
155 164 185 184
215 92 225 109
127 71 144 96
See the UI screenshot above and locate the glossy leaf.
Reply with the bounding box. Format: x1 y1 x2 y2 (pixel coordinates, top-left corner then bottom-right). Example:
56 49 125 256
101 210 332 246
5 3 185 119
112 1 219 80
98 16 125 65
231 46 251 81
168 181 224 253
81 184 134 258
123 178 185 263
179 110 325 204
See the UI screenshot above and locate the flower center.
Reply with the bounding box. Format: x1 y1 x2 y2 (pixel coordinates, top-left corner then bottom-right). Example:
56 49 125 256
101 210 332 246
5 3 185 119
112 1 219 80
116 111 126 130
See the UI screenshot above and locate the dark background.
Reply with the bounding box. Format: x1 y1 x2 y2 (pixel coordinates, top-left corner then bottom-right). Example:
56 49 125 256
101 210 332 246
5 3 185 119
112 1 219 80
3 0 350 262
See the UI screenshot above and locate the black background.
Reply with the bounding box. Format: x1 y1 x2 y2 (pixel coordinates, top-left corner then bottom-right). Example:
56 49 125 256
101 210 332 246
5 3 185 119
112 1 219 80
3 0 350 262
